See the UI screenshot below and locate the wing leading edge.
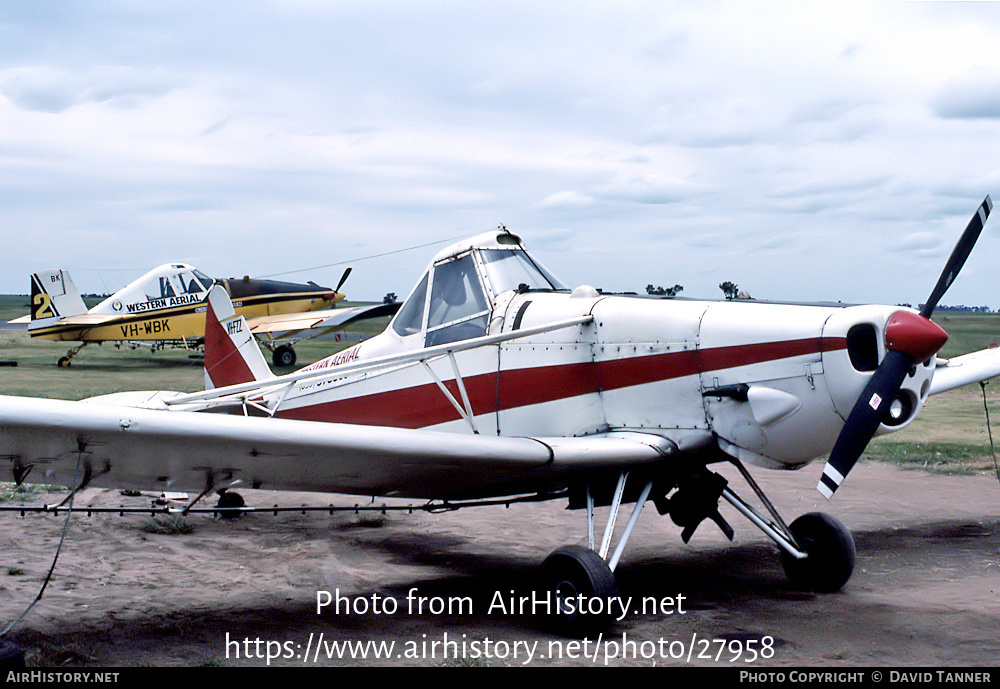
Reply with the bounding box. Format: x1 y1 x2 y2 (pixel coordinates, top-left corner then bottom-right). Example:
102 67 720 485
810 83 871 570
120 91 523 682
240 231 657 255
929 347 1000 395
0 395 669 500
246 302 401 340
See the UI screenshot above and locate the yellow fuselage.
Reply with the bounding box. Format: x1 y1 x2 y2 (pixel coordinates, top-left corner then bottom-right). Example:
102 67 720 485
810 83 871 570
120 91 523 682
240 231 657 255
29 290 341 343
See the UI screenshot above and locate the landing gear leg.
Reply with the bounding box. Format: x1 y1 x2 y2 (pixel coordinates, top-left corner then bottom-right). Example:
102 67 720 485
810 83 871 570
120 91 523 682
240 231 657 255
717 460 855 592
539 474 653 637
57 343 87 367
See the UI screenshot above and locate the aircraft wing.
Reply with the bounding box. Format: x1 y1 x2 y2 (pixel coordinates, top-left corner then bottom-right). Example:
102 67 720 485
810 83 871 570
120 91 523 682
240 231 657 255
0 395 669 500
929 347 1000 395
246 303 401 341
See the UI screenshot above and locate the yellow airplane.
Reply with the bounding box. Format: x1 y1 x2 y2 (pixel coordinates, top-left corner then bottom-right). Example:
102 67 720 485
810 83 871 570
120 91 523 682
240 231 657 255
15 263 397 367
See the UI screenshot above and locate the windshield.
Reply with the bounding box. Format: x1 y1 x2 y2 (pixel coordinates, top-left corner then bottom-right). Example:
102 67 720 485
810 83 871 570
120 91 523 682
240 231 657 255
178 271 208 294
390 273 428 337
193 270 215 288
478 248 565 295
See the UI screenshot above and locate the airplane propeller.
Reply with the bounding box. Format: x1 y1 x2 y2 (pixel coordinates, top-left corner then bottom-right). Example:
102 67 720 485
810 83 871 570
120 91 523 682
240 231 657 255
818 195 993 499
323 267 353 301
335 267 352 294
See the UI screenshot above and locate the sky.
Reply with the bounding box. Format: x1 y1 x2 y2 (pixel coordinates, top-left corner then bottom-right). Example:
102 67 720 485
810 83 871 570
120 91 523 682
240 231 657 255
3 1 1000 308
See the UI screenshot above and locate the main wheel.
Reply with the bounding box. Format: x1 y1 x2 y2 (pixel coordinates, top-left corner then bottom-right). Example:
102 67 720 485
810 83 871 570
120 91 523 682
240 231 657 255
538 545 617 637
272 345 296 367
216 490 246 519
780 512 856 593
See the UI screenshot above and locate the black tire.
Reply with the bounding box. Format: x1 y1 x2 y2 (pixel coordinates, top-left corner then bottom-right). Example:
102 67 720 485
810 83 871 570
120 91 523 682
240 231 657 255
780 512 856 593
57 356 71 368
272 345 296 368
216 490 245 519
538 545 618 637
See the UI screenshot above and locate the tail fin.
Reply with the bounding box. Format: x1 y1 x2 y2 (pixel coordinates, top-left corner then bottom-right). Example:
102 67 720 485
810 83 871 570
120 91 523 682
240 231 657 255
28 270 87 327
203 285 274 390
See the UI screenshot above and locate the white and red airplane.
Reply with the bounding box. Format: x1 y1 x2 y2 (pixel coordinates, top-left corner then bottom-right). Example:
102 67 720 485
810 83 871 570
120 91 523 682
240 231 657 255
0 197 997 634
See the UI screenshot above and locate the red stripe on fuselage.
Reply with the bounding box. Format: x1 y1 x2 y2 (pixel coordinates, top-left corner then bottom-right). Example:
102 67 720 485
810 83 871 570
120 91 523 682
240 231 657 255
278 337 846 428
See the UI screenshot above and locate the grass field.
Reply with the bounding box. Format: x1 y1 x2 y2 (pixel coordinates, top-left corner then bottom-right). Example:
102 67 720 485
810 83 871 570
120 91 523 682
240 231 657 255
1 296 999 478
0 294 383 398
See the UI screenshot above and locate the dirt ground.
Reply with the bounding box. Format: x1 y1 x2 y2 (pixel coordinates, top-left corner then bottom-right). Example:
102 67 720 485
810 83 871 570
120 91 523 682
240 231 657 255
0 460 997 668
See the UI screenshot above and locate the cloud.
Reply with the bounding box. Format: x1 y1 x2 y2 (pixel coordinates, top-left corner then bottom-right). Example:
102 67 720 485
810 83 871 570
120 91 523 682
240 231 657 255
525 227 575 251
598 174 701 205
894 231 943 257
0 66 175 113
535 191 595 210
791 99 867 125
1 2 999 310
642 119 767 150
752 235 796 253
932 75 1000 120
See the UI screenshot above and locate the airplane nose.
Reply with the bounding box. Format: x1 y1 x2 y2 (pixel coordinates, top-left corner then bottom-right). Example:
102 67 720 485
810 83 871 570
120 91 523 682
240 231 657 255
884 310 948 362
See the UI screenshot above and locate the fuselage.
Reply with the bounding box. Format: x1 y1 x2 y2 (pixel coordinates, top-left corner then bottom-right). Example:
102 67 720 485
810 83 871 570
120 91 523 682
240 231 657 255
260 231 934 471
27 263 341 343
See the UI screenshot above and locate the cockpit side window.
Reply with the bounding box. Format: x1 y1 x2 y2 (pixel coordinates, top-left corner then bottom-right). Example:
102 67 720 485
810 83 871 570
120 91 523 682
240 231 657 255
425 254 490 346
143 276 177 301
427 255 488 328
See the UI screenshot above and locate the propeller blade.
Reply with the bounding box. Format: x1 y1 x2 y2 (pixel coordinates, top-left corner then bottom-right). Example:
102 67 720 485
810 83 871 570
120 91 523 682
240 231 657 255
819 309 950 499
819 197 993 498
335 267 352 294
818 350 911 499
816 192 991 500
920 195 992 318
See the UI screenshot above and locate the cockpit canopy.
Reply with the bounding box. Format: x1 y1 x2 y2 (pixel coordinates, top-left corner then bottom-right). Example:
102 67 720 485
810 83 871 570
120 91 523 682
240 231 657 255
92 263 216 314
390 230 565 347
138 266 214 301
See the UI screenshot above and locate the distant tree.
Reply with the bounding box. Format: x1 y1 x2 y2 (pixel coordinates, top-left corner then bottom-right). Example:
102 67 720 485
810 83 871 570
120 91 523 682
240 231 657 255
383 292 398 304
646 284 683 297
720 281 739 300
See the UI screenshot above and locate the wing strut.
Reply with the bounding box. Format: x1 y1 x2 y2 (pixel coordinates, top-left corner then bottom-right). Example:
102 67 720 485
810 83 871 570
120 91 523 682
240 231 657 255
420 352 480 434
